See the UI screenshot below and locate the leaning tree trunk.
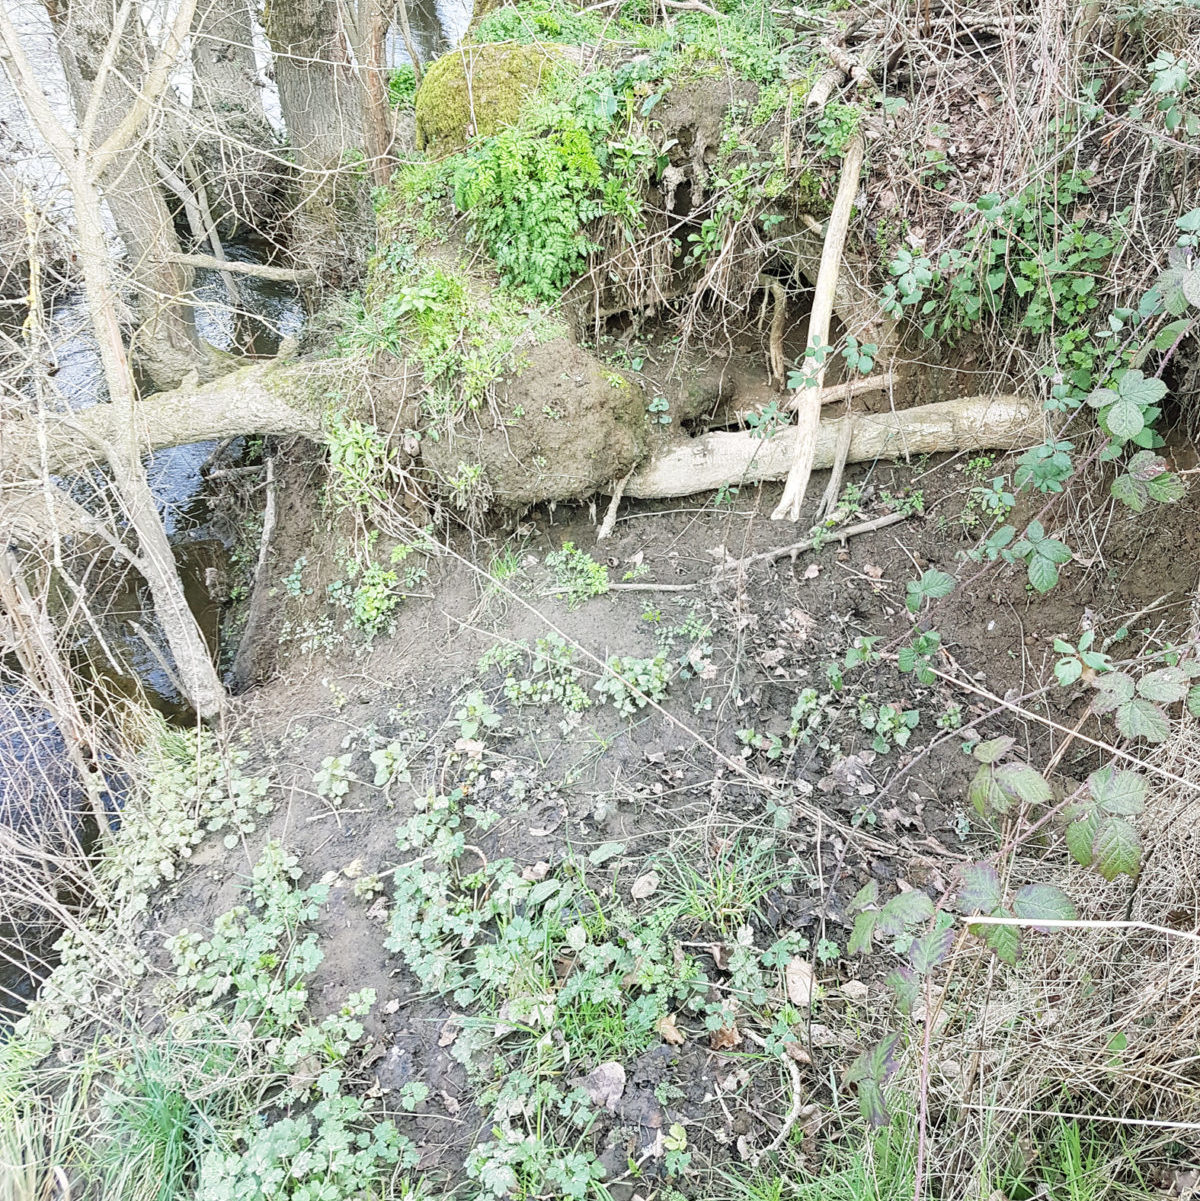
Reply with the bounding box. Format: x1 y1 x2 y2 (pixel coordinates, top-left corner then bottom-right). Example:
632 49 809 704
265 0 371 287
47 0 214 389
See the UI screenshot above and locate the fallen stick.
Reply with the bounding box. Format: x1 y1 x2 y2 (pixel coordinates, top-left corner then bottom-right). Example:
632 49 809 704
597 471 630 540
165 252 317 284
728 510 907 572
773 132 864 523
624 393 1039 500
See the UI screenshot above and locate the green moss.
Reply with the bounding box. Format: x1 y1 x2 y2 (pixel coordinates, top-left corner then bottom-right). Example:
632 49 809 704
414 42 569 155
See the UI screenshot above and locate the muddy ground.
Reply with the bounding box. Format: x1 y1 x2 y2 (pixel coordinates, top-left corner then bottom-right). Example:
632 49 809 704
143 440 1199 1193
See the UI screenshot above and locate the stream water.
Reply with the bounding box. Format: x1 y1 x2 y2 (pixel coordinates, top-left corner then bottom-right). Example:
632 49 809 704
0 0 470 1017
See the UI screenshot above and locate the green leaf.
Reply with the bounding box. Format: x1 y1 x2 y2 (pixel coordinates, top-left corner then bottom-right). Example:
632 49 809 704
1188 683 1200 718
877 890 934 936
1092 816 1142 881
1065 809 1099 866
1012 883 1077 924
1137 666 1189 703
1106 398 1145 441
1091 671 1135 713
1110 473 1147 512
983 921 1021 964
1146 473 1185 504
848 909 878 956
1153 318 1191 350
958 862 1002 913
972 735 1014 765
850 880 879 911
909 927 956 974
993 763 1053 806
1181 268 1200 309
847 1033 903 1127
885 966 919 1015
526 878 561 907
588 841 626 865
1117 369 1169 407
969 764 1007 815
1087 766 1147 815
1027 553 1061 594
1114 698 1170 743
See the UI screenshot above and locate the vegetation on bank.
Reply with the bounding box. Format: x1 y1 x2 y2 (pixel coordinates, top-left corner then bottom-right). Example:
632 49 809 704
4 0 1200 1198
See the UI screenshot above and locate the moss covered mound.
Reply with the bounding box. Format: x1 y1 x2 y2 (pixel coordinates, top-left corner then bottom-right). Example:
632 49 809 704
414 42 569 155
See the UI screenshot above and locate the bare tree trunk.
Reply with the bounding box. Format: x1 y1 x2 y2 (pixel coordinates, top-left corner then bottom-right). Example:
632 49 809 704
46 0 215 389
341 0 394 190
1 0 225 720
265 0 370 286
188 0 286 233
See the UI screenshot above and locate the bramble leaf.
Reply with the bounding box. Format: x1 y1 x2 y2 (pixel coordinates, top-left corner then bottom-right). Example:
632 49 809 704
1090 672 1135 714
1114 698 1170 743
993 763 1053 806
1092 816 1142 881
848 909 878 956
885 967 919 1015
1137 667 1189 703
847 1032 903 1128
957 862 1002 913
1087 766 1146 815
1065 809 1100 866
1013 883 1077 926
972 735 1015 765
909 927 956 974
983 921 1020 964
876 890 934 936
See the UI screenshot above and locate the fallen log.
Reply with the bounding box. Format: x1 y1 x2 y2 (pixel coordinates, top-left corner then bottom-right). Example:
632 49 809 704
623 393 1040 500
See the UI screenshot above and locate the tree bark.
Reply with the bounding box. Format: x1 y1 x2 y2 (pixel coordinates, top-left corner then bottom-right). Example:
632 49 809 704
3 358 326 481
2 0 225 720
46 0 215 389
265 0 370 286
624 394 1040 499
187 0 285 233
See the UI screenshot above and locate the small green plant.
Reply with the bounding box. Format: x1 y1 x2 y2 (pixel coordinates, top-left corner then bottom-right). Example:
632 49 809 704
351 563 400 635
594 653 671 715
546 542 609 608
647 395 671 425
905 569 955 614
858 702 919 753
455 689 502 741
314 754 354 802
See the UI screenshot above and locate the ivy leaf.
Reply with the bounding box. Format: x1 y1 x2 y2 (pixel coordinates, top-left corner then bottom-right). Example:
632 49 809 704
1137 667 1189 703
958 862 1002 913
1092 816 1142 880
909 927 956 974
876 890 934 936
972 735 1015 765
885 966 919 1015
848 909 878 956
1114 698 1170 743
1090 672 1135 714
1065 808 1100 866
993 763 1053 806
1013 883 1077 927
1087 766 1147 815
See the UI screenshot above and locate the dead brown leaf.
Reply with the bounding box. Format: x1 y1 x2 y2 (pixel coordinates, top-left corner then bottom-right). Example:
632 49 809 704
575 1061 627 1111
709 1023 742 1051
630 871 660 901
785 956 816 1007
656 1013 686 1046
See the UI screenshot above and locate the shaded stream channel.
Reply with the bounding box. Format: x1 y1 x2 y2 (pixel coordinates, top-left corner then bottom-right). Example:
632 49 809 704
0 0 471 1018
